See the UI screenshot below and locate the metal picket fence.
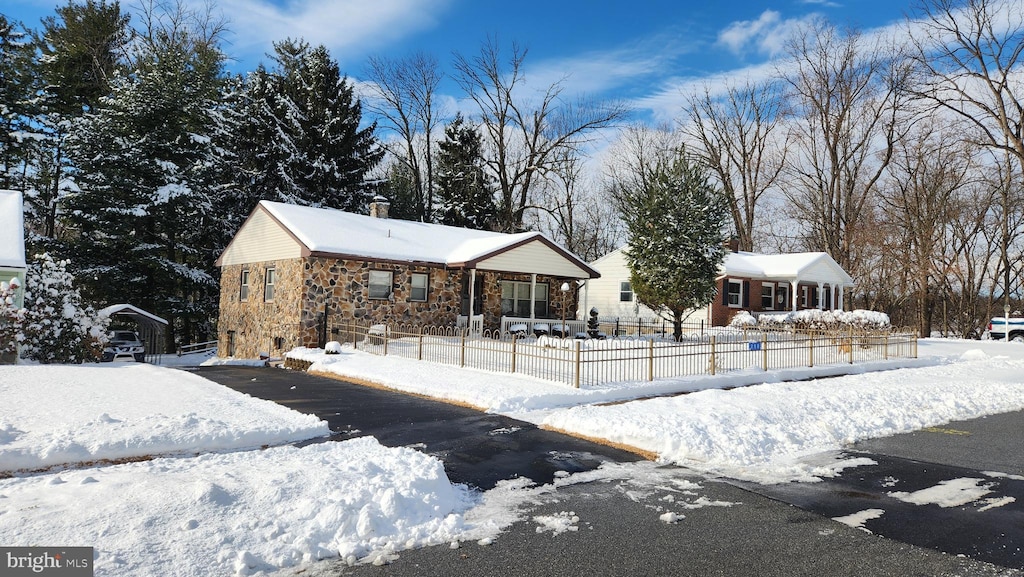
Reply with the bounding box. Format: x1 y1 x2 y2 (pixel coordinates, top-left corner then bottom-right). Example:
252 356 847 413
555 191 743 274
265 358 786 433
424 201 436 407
314 321 917 388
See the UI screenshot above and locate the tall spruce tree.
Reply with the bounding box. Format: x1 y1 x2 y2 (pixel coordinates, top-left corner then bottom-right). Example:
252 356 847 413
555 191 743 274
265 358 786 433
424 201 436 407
29 0 130 246
0 15 37 192
435 113 495 229
64 13 230 349
613 146 730 341
236 39 383 211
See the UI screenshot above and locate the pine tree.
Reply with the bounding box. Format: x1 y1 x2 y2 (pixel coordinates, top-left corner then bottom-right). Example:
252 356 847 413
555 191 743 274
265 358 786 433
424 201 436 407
435 113 496 229
11 253 108 363
236 39 383 211
614 147 730 341
27 0 130 246
64 13 231 349
0 15 38 192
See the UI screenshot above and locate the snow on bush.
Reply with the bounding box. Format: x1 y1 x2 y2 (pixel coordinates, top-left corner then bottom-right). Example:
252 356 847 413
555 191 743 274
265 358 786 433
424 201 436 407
730 308 890 331
0 254 109 363
325 341 343 354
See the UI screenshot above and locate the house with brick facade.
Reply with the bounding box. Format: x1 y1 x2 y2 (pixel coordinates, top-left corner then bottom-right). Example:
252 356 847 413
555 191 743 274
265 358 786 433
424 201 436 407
582 246 853 327
215 198 599 358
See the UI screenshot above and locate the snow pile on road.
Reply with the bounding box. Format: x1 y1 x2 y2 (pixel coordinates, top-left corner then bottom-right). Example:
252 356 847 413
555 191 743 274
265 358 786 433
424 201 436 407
0 437 473 576
0 363 328 472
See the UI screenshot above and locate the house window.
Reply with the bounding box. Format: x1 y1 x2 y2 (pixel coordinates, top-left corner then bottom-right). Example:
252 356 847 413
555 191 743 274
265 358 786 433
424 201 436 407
501 281 548 317
761 284 774 310
727 279 743 308
264 268 276 302
410 273 428 302
620 281 633 302
369 270 393 299
240 269 249 301
800 286 809 308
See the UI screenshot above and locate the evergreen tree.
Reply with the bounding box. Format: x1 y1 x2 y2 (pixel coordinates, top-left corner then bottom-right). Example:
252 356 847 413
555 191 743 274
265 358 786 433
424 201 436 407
27 0 130 246
4 253 109 363
64 14 230 349
376 162 420 220
435 113 496 229
614 147 730 341
0 15 37 192
236 39 383 211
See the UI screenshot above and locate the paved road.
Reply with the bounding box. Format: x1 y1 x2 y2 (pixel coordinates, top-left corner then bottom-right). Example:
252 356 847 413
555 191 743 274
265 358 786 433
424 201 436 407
747 411 1024 570
197 366 1022 576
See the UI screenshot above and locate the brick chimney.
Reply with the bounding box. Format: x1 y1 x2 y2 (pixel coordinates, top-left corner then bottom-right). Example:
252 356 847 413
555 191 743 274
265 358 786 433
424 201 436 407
369 195 390 219
724 237 740 252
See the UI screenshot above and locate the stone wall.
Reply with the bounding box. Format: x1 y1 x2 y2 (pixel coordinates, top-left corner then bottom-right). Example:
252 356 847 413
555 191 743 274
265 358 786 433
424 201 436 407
218 256 583 357
218 259 304 358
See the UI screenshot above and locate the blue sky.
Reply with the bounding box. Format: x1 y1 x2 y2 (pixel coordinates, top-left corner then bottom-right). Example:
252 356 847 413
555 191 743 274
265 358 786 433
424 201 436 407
5 0 916 121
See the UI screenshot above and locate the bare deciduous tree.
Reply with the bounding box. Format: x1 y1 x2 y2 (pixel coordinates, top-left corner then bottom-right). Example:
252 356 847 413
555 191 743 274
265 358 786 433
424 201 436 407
683 80 787 251
365 52 443 221
453 37 628 233
781 20 910 288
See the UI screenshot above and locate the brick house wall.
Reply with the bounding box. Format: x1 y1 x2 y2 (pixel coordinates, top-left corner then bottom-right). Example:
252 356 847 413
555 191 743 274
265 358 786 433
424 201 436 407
710 278 834 326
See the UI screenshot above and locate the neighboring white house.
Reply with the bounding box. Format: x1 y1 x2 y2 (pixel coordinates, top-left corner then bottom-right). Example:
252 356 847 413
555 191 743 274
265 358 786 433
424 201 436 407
581 246 854 327
1 190 27 364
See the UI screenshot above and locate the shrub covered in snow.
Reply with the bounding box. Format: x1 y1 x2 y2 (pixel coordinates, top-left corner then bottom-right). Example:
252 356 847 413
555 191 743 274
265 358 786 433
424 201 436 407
745 308 890 331
728 310 757 328
324 341 343 354
0 254 109 363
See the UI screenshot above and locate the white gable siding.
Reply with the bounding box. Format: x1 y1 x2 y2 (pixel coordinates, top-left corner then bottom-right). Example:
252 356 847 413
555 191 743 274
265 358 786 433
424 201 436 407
800 259 845 285
219 208 304 266
475 240 589 277
581 249 659 318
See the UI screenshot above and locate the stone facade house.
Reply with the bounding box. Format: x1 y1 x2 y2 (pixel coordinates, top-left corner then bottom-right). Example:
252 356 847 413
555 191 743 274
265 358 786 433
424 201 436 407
582 246 854 327
215 199 599 358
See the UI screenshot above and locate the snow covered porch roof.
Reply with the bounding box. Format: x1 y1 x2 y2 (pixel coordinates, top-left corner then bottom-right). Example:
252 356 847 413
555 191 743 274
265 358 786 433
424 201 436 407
216 201 599 279
0 190 27 271
722 251 854 287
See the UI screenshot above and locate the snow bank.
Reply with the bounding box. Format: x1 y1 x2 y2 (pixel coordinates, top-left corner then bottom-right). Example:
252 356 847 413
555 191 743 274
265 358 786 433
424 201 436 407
0 438 472 576
0 364 328 472
541 352 1024 483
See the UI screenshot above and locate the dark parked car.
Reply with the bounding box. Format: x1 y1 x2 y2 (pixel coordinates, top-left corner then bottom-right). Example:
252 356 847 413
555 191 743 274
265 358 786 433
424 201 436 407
102 330 145 362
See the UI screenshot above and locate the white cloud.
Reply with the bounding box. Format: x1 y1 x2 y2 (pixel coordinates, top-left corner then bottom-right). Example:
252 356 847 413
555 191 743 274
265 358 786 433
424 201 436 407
716 10 818 57
213 0 452 66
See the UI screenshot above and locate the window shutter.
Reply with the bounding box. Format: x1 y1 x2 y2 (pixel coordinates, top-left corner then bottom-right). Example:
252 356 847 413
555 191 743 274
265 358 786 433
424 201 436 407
742 281 750 308
722 280 728 305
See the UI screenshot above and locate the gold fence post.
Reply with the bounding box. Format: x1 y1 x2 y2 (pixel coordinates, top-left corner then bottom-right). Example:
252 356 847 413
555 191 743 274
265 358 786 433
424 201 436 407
913 334 918 359
575 340 582 388
418 329 424 361
460 329 466 367
352 322 357 350
884 334 889 360
511 335 517 373
848 326 854 364
383 325 389 356
809 333 814 367
648 339 654 381
762 333 768 371
710 335 716 375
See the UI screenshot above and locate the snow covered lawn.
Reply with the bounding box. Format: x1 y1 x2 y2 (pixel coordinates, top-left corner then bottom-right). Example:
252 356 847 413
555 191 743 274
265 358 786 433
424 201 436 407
0 363 327 472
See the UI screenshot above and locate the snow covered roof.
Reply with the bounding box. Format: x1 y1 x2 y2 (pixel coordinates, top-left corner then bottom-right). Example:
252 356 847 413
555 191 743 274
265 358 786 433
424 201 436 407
0 190 26 270
723 251 854 285
99 304 169 326
217 201 599 277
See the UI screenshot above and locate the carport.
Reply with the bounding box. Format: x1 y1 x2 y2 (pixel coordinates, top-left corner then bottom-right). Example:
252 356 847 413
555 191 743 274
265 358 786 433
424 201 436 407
99 304 168 363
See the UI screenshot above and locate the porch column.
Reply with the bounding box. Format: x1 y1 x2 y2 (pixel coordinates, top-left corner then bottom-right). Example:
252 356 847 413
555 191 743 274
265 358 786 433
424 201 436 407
469 269 476 319
791 280 799 312
817 282 824 310
530 274 537 319
837 284 845 311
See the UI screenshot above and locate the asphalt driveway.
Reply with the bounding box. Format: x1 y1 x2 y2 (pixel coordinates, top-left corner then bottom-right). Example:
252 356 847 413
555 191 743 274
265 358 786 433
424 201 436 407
195 365 641 489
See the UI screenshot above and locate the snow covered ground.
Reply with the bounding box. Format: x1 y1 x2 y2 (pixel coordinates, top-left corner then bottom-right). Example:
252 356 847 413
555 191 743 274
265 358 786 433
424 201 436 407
2 338 1024 576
